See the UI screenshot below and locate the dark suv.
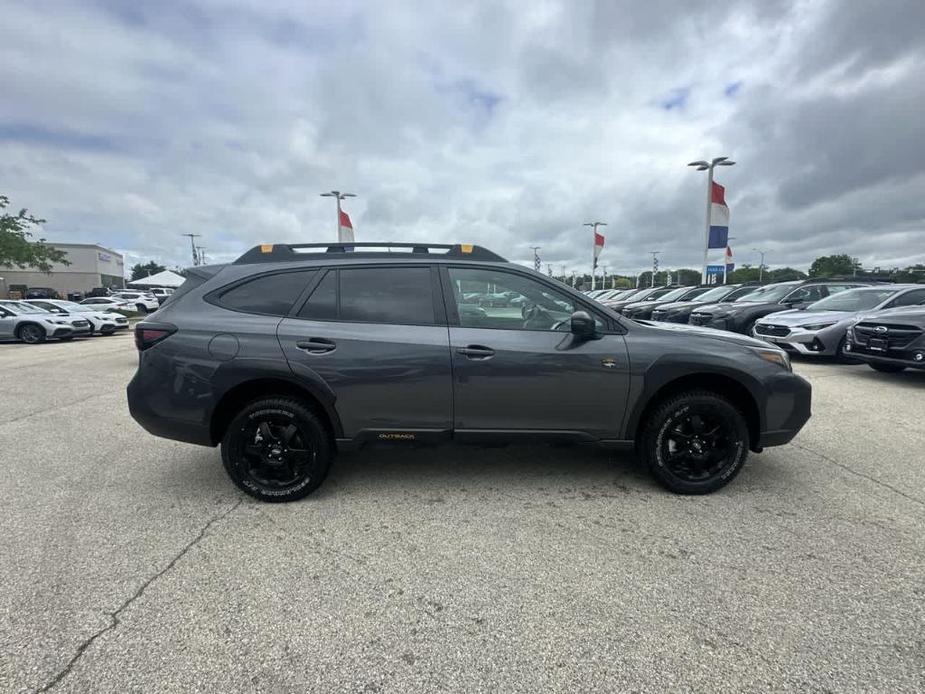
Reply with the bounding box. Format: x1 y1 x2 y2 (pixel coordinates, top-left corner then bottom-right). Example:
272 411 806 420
128 242 811 502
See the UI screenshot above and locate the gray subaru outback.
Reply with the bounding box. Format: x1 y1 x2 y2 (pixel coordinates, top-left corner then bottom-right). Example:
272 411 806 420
127 242 811 502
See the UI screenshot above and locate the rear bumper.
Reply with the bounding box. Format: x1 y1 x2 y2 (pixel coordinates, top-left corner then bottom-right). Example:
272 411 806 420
756 372 812 449
127 370 214 446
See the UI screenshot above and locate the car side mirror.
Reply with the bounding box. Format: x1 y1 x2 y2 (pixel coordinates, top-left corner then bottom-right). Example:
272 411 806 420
570 310 597 339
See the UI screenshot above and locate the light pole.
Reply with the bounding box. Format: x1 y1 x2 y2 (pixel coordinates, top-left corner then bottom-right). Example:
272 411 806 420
649 251 661 287
530 246 542 273
320 191 357 242
752 248 766 282
181 233 201 266
688 156 736 283
584 221 607 290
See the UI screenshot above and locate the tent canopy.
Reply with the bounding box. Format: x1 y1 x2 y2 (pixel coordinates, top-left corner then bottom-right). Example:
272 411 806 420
127 270 186 288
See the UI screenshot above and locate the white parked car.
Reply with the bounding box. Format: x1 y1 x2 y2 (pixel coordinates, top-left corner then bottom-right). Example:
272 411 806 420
147 287 175 305
80 296 135 312
0 301 91 343
108 291 160 313
22 299 129 335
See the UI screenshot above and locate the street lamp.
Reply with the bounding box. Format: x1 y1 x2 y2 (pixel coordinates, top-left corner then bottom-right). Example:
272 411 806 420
648 251 661 287
530 246 542 273
688 156 735 283
752 248 766 282
320 191 357 242
584 221 607 290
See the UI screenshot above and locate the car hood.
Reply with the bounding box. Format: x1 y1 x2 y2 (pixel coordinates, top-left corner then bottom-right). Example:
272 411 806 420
653 300 702 312
757 309 853 326
693 301 778 314
643 321 773 349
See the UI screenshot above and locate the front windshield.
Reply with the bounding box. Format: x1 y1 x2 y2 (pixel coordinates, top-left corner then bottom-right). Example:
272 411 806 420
0 303 29 315
10 302 49 314
805 288 898 312
735 284 798 303
695 285 737 303
57 301 92 312
652 286 692 303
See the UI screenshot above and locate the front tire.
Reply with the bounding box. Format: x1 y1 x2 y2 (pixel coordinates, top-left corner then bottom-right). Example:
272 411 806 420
640 391 749 494
869 363 905 373
17 324 46 344
221 398 332 502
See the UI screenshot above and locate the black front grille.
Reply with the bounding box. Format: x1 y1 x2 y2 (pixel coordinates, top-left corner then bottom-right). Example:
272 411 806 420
755 324 790 337
651 310 666 321
854 323 923 349
73 321 90 328
690 313 710 326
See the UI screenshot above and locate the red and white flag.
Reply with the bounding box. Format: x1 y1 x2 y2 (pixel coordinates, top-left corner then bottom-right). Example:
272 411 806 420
593 231 605 259
338 209 355 244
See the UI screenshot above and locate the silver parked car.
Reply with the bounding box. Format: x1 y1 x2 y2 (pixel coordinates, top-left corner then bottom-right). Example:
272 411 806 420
22 299 129 334
752 285 925 357
0 301 88 343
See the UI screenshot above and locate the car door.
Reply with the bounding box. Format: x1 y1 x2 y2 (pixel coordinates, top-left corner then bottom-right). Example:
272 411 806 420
0 307 16 339
443 266 630 440
277 265 453 441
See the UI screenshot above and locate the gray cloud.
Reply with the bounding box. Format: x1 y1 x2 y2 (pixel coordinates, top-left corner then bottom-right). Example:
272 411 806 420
1 0 923 277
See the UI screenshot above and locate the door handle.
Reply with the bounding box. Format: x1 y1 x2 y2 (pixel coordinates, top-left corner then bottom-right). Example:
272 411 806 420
296 339 336 354
457 345 495 359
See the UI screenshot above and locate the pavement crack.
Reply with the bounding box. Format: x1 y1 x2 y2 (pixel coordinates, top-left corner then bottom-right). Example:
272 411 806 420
791 441 925 509
34 498 243 693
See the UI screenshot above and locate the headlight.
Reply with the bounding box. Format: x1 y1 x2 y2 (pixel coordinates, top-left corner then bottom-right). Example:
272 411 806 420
52 319 70 325
800 322 836 331
753 348 791 371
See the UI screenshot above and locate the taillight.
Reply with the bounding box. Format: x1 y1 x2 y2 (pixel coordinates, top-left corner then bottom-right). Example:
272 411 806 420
134 323 176 351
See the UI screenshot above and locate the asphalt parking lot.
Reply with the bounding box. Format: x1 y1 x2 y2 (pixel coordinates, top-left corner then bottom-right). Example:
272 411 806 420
1 335 923 693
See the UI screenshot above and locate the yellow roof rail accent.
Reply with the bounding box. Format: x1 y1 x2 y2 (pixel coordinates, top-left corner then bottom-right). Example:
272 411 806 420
460 244 474 254
260 244 274 253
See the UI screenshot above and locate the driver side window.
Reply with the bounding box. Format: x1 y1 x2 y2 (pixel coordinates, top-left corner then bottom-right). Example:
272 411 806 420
448 267 589 331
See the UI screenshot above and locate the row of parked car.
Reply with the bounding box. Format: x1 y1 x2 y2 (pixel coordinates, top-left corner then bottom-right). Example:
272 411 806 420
0 299 133 344
585 280 925 373
0 288 180 344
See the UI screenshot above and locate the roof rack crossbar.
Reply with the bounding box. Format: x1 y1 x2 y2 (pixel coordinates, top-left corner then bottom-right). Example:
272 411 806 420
234 242 507 264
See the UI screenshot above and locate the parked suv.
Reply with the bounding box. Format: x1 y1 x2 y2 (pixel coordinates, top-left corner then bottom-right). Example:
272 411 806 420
621 286 713 320
109 291 160 313
846 307 925 373
128 242 811 502
689 281 866 334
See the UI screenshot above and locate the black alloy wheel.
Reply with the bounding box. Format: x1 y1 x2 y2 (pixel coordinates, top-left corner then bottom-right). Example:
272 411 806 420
641 391 749 494
222 398 332 502
18 324 46 344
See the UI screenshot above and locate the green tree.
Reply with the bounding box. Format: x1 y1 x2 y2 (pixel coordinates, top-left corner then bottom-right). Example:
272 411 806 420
0 195 69 272
808 254 860 278
130 260 167 281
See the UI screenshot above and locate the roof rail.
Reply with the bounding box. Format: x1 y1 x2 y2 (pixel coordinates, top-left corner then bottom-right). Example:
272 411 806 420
234 242 507 264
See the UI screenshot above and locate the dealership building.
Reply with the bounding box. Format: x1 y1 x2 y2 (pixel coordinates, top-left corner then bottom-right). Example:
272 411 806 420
0 243 125 298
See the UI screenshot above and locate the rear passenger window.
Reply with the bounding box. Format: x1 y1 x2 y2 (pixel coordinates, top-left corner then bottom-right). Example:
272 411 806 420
298 271 337 320
218 271 315 315
340 268 435 324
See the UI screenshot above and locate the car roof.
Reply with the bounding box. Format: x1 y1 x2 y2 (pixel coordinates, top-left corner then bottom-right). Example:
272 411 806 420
233 242 507 265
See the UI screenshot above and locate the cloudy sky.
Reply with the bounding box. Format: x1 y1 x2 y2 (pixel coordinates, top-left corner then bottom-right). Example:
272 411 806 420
2 0 924 275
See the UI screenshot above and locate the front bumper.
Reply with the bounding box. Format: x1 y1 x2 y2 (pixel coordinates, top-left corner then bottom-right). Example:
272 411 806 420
752 325 841 357
757 372 813 448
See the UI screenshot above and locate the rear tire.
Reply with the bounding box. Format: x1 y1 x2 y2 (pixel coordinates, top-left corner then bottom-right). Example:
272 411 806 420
640 391 749 494
136 304 147 314
869 363 905 373
221 397 332 502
